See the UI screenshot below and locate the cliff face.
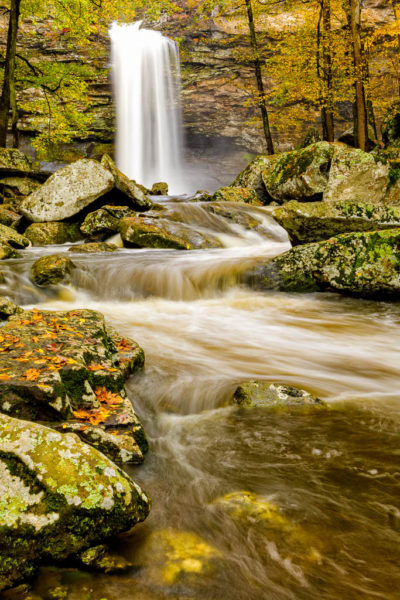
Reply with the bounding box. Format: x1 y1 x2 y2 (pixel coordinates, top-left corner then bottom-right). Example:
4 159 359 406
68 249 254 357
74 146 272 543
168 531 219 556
0 0 396 185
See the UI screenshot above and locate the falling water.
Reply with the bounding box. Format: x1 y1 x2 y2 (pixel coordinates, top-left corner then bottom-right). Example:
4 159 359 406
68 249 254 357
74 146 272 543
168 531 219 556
110 22 183 193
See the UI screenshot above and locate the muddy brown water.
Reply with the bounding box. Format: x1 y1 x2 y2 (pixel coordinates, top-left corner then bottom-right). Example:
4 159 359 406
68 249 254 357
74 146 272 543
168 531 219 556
3 201 400 600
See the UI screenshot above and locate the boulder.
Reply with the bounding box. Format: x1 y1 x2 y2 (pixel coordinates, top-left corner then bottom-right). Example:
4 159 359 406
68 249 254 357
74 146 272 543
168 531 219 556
233 381 325 408
212 186 261 205
247 229 400 298
120 216 222 250
337 124 377 150
273 200 400 245
231 154 276 203
0 176 40 198
0 206 22 230
101 154 153 211
0 223 30 249
0 296 23 320
80 205 135 238
68 242 119 253
31 255 74 287
151 181 168 195
323 144 389 204
262 142 334 203
0 413 150 591
24 222 82 246
20 159 115 222
0 243 19 260
0 148 32 172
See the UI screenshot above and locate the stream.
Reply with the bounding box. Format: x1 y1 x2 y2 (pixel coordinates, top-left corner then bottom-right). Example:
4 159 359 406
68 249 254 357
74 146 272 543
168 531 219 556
3 200 400 600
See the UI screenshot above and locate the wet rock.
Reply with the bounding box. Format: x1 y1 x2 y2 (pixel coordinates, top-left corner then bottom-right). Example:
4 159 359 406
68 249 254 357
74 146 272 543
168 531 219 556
0 296 23 320
0 308 147 460
0 148 32 172
0 242 20 260
151 181 169 195
212 186 261 206
273 200 400 245
204 202 261 231
20 159 115 222
262 142 334 203
0 223 30 249
68 242 119 253
0 206 22 230
101 154 153 211
323 144 389 204
231 154 276 203
247 229 400 298
120 216 221 250
0 413 150 591
31 255 75 287
134 528 221 585
233 381 325 408
24 222 82 246
80 205 135 238
78 544 133 573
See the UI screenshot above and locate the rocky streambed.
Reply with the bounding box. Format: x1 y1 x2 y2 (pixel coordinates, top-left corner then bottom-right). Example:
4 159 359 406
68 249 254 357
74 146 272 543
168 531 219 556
0 143 399 599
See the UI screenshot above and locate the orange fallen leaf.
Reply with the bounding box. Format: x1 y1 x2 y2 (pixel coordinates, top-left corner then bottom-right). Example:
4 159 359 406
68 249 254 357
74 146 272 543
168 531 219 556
23 368 42 381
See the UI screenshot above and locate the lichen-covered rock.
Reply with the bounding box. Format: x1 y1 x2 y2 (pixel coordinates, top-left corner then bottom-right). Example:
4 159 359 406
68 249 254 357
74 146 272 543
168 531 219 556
78 544 133 574
120 216 221 250
101 154 153 211
24 222 82 246
0 206 22 230
0 148 32 172
273 200 400 245
151 182 169 195
20 160 115 222
0 296 23 320
80 205 135 238
0 223 30 249
247 229 400 298
231 154 276 203
31 255 75 287
262 142 334 203
233 381 325 408
0 413 150 591
68 242 119 253
323 144 389 204
0 308 147 461
0 243 20 260
212 186 261 205
0 177 41 198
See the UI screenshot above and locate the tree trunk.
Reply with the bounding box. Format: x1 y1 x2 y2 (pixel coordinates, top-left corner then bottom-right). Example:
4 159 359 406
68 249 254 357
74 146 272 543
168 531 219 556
321 0 335 141
244 0 274 154
0 0 21 148
344 0 368 150
392 0 400 96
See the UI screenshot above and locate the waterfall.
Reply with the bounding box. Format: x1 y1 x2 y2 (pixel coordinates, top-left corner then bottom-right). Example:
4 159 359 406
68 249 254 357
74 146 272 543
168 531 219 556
110 22 184 194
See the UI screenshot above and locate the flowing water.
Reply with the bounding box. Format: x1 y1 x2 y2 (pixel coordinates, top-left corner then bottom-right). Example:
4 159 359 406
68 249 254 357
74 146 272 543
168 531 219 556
110 23 183 193
3 201 400 600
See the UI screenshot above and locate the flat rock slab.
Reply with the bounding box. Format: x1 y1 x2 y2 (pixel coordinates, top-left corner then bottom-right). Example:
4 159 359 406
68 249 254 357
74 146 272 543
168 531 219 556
20 159 115 222
0 308 147 463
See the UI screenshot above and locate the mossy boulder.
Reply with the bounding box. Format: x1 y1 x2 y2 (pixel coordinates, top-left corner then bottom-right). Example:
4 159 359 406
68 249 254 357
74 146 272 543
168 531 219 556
247 229 400 298
80 205 135 238
151 182 169 195
323 144 389 204
0 296 23 320
101 154 153 211
0 206 22 230
120 216 222 250
0 243 20 260
212 186 261 205
273 200 400 245
262 142 334 203
68 242 119 253
31 255 74 287
0 149 32 172
233 381 325 408
0 223 30 249
0 413 150 591
231 154 276 203
20 160 115 223
24 222 82 246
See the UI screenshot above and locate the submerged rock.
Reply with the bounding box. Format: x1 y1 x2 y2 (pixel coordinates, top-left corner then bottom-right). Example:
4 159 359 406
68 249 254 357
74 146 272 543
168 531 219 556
262 142 334 203
68 242 119 253
247 229 400 298
20 159 115 222
212 186 261 205
24 222 82 246
78 544 133 574
233 381 325 408
273 200 400 245
151 181 169 195
231 154 276 203
0 413 150 591
120 216 221 250
80 205 135 238
204 202 261 231
31 255 75 287
101 154 153 211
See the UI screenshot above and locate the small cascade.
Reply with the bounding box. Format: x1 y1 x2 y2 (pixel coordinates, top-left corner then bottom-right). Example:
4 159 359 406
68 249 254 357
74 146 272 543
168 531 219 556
110 22 183 193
